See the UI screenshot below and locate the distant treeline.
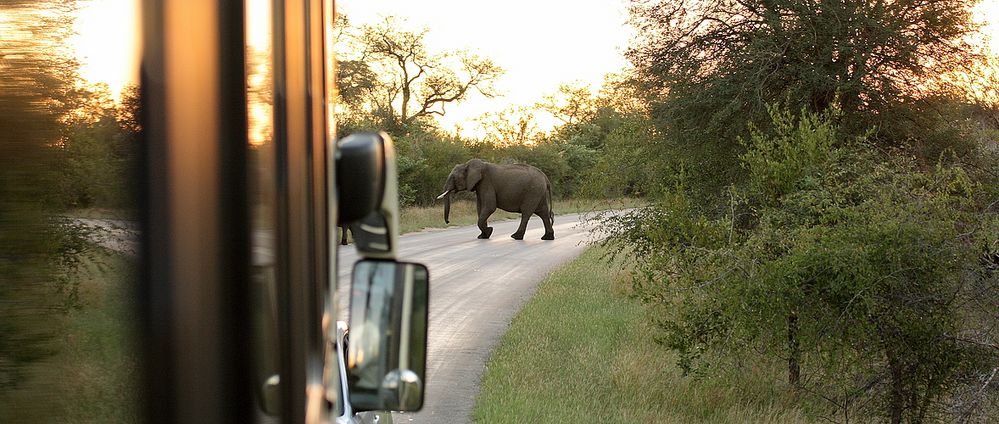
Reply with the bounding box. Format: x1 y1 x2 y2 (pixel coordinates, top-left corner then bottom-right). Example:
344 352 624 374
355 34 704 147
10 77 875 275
330 15 654 207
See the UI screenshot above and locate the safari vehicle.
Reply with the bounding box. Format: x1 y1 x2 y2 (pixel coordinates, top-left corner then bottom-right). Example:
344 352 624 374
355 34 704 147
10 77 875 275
138 1 427 423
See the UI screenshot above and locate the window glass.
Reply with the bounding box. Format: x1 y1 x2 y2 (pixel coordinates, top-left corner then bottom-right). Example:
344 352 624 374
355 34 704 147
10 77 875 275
0 1 142 422
245 0 282 418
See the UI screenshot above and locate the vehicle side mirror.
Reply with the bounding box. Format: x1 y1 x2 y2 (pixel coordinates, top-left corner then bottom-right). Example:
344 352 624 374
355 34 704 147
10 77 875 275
347 260 429 412
336 132 400 259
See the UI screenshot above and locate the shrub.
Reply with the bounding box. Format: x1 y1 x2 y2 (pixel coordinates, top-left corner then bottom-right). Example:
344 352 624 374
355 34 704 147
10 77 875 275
601 108 999 422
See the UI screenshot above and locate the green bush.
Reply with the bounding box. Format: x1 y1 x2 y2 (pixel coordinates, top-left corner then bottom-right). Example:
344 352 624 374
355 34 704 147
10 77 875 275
601 109 999 422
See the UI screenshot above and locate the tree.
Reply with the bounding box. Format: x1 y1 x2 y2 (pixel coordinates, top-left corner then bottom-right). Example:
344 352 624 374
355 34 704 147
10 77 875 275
601 108 999 422
476 105 544 146
343 16 504 132
534 76 656 199
627 0 984 195
57 84 140 210
330 15 378 132
538 82 599 127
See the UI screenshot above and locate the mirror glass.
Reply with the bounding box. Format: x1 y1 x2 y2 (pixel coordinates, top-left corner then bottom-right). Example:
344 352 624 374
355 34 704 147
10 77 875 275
347 260 429 412
349 211 391 254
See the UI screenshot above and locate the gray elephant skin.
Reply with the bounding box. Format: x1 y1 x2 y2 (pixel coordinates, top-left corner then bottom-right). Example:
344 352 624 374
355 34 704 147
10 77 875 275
437 159 555 240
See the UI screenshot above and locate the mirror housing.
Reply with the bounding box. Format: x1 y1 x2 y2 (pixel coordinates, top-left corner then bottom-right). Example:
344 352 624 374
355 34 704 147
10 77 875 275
347 260 429 412
336 133 384 224
335 132 400 259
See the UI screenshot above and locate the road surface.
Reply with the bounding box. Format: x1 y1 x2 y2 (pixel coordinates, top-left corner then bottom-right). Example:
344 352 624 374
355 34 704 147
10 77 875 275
336 212 607 424
77 210 611 423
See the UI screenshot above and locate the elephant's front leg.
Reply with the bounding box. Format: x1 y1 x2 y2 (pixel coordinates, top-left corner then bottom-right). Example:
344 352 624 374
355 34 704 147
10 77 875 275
511 212 531 240
339 225 349 245
476 197 495 239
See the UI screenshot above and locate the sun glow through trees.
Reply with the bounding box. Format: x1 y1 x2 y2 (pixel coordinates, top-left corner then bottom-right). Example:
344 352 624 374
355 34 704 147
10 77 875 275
68 0 999 116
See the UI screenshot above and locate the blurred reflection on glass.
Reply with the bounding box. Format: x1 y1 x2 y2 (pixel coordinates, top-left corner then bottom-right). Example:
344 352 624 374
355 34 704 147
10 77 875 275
1 1 140 422
245 0 281 417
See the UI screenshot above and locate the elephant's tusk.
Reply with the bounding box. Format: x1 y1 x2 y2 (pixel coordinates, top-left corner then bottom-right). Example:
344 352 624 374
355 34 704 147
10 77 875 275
436 190 450 200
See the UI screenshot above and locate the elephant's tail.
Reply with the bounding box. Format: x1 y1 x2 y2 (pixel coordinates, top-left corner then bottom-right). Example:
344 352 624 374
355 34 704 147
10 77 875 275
547 177 554 224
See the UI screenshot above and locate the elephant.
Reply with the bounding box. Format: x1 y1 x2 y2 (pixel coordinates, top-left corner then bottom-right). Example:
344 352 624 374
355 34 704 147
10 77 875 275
338 224 351 245
436 159 555 240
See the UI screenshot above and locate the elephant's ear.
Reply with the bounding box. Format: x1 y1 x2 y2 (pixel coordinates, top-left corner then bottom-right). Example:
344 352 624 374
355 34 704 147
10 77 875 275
467 162 483 190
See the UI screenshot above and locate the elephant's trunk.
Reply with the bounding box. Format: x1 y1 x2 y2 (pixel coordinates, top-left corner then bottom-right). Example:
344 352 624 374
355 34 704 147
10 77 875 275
440 175 454 224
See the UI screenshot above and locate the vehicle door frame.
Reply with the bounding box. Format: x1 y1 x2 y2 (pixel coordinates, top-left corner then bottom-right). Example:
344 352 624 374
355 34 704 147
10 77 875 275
139 0 336 423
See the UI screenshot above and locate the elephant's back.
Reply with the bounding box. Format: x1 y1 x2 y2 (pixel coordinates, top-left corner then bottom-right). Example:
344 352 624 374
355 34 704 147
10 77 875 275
492 163 549 211
497 163 546 178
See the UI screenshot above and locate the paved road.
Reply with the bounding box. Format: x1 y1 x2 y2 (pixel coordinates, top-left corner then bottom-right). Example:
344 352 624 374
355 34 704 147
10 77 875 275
336 212 607 424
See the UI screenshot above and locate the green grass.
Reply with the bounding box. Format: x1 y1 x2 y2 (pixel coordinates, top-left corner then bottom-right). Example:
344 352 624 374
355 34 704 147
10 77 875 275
473 246 814 424
0 253 140 424
400 197 644 234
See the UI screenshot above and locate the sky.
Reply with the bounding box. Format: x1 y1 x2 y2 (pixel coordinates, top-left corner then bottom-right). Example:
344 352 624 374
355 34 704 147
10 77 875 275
69 0 634 133
336 0 634 135
70 0 141 99
70 0 999 130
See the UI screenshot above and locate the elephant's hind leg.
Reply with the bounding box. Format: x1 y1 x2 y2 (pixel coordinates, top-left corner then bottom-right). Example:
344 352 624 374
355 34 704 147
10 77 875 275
537 209 555 240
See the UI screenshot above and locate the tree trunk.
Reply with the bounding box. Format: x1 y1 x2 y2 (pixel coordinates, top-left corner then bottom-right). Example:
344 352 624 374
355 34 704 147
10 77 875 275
886 347 905 424
788 312 801 389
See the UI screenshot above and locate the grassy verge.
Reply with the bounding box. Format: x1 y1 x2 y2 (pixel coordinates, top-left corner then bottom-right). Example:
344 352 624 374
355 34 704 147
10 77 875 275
0 252 139 423
400 197 644 234
473 246 813 424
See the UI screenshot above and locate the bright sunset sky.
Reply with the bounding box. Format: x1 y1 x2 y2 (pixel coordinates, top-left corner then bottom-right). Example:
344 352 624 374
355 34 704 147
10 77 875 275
336 0 633 134
71 0 999 130
70 0 141 99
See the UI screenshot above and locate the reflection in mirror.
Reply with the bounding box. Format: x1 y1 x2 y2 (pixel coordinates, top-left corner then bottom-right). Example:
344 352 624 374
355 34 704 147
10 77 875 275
347 260 429 412
349 211 391 253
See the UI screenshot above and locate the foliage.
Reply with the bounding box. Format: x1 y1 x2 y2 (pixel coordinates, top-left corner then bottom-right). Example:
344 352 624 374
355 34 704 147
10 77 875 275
538 82 600 126
339 78 656 205
536 78 651 198
331 17 654 205
56 86 140 210
601 109 999 422
394 129 473 205
476 105 545 146
627 0 986 197
333 16 503 133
